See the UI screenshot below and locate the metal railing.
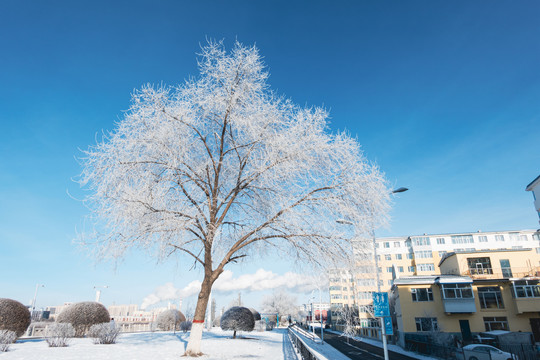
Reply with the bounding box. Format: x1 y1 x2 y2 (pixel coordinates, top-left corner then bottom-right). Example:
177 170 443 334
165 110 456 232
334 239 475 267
288 326 320 360
464 266 540 279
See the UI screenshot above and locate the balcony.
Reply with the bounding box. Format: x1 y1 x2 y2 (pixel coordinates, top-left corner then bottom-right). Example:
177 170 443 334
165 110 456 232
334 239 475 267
512 281 540 313
439 283 476 313
463 266 540 280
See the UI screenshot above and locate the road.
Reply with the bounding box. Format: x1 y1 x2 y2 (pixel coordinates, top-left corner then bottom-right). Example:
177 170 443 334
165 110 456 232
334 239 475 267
313 328 419 360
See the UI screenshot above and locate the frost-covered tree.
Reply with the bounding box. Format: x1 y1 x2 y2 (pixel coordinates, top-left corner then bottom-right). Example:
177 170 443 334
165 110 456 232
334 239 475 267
45 323 75 347
88 322 120 344
0 298 31 338
220 306 254 339
56 302 110 337
156 309 186 332
78 41 390 355
262 291 298 323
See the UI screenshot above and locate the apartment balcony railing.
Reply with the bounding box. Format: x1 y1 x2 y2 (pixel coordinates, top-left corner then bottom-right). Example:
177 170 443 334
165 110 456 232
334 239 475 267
463 266 540 279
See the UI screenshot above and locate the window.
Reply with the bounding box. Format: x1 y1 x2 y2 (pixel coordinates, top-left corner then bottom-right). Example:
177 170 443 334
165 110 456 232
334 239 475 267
385 254 392 260
536 248 540 254
357 279 376 286
412 236 431 246
406 253 414 259
411 288 433 302
513 280 540 298
467 257 493 275
415 317 438 331
358 291 374 300
478 287 504 309
483 317 509 331
415 250 433 259
329 286 341 291
377 255 381 261
436 237 445 244
478 235 488 242
386 267 393 273
331 294 342 300
387 280 393 286
441 283 473 299
384 242 390 248
495 235 505 242
533 233 540 241
417 263 435 272
500 259 512 277
343 295 348 299
439 251 447 257
451 235 474 244
509 233 519 242
394 242 401 248
395 254 402 260
342 287 348 291
398 266 404 272
408 266 416 272
520 235 528 242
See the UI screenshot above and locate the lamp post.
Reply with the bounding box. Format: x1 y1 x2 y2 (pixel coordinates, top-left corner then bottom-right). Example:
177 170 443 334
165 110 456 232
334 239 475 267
31 284 45 318
338 187 408 360
94 285 109 303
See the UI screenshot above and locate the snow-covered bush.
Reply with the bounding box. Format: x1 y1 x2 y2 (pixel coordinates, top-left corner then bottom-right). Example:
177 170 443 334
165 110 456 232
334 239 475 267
0 330 16 352
156 309 186 331
45 323 75 347
56 302 110 337
179 321 192 332
88 322 120 344
0 298 31 338
220 307 255 339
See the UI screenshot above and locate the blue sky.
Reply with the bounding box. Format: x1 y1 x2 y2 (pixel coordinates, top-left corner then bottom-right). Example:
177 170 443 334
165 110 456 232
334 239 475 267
1 1 539 312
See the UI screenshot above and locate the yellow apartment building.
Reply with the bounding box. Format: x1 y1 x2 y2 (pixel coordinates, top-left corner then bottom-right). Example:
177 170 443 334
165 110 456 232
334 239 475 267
328 229 540 339
391 248 540 348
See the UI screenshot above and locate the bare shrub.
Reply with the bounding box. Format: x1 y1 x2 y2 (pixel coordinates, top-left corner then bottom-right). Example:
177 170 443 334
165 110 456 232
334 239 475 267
45 323 75 347
220 307 255 339
156 310 186 331
255 320 266 332
88 323 120 344
0 330 17 352
56 302 110 337
0 298 31 337
179 321 192 332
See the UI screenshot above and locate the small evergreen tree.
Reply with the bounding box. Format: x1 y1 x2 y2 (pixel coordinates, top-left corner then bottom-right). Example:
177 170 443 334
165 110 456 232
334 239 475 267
56 302 110 337
220 307 255 339
156 309 186 332
0 298 31 338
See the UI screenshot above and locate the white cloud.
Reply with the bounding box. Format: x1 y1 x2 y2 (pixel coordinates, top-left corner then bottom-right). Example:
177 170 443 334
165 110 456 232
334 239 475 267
140 269 325 309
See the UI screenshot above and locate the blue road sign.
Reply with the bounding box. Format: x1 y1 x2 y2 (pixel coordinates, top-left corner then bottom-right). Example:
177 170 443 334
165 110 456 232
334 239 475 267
383 316 393 335
372 292 390 317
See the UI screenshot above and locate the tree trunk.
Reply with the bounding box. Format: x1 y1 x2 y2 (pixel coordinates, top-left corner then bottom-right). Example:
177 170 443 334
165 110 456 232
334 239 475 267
233 330 236 339
184 275 214 356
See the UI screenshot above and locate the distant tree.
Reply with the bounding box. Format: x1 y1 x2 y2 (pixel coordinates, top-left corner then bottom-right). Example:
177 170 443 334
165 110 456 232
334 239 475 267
156 309 186 332
262 291 298 323
0 298 31 338
220 306 255 339
78 41 389 355
56 302 110 337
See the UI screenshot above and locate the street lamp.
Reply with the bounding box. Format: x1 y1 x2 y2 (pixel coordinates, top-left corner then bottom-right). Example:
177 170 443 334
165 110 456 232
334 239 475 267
338 187 409 360
31 284 45 317
93 285 109 303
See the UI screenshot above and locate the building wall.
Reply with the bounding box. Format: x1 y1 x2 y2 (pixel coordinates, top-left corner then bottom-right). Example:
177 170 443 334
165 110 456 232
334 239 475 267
329 229 540 311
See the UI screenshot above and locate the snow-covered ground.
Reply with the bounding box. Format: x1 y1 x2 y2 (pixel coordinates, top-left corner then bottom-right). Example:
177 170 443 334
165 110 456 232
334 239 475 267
2 328 301 360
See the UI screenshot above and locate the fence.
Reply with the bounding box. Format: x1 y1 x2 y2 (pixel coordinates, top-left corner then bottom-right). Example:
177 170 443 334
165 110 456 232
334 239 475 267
288 327 320 360
499 343 537 360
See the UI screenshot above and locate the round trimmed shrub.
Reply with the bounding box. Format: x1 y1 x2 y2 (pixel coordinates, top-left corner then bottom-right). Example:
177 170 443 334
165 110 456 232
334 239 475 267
156 309 186 331
248 308 261 321
220 306 255 338
0 298 31 337
56 302 110 337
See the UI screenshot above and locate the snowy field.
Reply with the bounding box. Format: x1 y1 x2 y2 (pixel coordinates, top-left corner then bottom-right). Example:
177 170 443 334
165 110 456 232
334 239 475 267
2 328 301 360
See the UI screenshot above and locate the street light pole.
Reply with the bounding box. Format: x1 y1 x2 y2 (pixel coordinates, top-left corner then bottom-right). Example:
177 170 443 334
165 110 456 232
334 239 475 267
31 284 44 317
337 186 409 360
94 285 109 303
